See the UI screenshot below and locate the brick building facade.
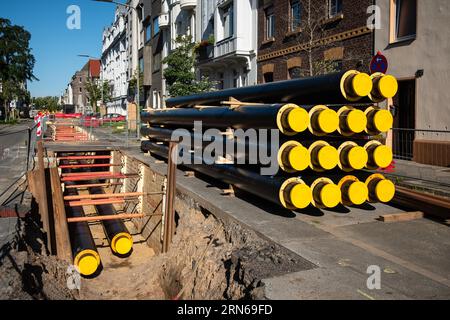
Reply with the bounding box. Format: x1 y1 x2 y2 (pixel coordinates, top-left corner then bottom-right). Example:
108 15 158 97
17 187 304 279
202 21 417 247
257 0 374 83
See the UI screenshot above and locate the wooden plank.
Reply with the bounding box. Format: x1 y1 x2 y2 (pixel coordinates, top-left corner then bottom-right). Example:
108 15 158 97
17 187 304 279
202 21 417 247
50 167 72 263
379 211 424 223
37 140 52 253
57 155 112 160
61 174 127 182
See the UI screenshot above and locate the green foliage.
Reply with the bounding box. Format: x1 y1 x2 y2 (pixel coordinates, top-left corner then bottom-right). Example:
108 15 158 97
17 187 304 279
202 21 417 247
312 60 340 76
84 79 111 112
163 35 216 97
32 96 60 112
0 18 36 120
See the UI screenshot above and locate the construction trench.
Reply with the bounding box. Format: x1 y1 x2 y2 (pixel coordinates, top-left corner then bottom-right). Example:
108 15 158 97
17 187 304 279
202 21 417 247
2 70 450 300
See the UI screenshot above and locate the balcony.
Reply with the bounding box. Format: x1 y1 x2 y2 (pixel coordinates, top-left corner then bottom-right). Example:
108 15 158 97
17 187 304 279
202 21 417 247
180 0 196 10
196 45 214 62
158 13 169 28
215 37 236 58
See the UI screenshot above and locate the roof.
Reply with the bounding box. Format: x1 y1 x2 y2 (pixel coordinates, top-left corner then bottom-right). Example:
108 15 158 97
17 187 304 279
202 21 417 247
89 59 101 78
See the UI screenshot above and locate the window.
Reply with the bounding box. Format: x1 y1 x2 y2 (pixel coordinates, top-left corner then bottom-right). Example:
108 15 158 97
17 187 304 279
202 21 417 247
79 77 82 83
139 57 144 73
145 24 152 42
153 17 159 36
263 72 274 83
288 67 302 79
290 0 301 31
233 70 240 88
222 4 234 39
217 73 224 90
79 87 82 93
329 0 343 18
265 6 275 40
153 53 161 72
395 0 417 40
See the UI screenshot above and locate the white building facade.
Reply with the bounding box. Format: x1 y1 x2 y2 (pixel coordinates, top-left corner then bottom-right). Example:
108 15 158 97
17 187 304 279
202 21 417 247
195 0 258 89
101 6 129 115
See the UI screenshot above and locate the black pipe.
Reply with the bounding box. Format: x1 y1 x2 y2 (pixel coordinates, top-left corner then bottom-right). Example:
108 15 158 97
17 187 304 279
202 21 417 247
89 186 133 256
165 71 368 108
65 182 101 276
141 104 299 130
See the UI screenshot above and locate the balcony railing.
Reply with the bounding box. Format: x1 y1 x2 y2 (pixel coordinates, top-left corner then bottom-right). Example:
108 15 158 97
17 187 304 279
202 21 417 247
215 37 237 58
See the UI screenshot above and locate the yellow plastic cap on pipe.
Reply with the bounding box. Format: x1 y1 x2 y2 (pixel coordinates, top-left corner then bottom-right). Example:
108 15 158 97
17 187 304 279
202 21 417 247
351 73 373 97
75 250 100 276
347 181 369 205
289 184 312 209
374 179 396 202
373 145 393 168
317 145 338 170
112 233 133 255
347 146 368 170
345 109 367 134
377 75 398 99
317 109 339 134
319 184 341 208
286 108 309 133
373 109 394 133
288 145 310 171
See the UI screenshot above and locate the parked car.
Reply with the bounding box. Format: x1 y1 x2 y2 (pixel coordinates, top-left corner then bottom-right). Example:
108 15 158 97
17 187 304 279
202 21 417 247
102 113 126 123
81 113 101 127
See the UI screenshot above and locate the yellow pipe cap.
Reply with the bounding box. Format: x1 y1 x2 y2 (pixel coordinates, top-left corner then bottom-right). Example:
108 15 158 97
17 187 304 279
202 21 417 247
287 108 309 133
345 109 367 133
288 145 310 171
373 109 394 133
75 250 100 276
112 233 133 255
378 75 398 99
375 179 396 202
289 184 312 209
319 184 341 208
347 181 369 205
352 73 373 97
347 146 368 170
373 145 393 168
317 109 339 133
317 145 338 170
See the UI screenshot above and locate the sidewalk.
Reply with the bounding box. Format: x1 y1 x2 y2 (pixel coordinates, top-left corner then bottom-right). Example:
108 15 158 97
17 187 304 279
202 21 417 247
385 159 450 199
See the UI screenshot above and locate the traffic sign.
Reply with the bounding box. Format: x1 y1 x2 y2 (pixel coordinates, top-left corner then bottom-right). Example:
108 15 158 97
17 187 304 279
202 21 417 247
370 51 388 74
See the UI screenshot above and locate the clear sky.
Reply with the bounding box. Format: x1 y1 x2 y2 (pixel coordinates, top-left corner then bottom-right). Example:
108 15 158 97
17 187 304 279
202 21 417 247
1 0 123 98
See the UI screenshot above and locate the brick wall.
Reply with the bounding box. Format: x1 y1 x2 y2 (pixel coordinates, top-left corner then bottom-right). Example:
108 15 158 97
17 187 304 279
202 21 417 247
257 0 374 83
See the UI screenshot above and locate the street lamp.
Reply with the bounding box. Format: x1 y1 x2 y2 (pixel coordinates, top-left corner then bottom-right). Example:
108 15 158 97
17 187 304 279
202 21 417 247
93 0 141 139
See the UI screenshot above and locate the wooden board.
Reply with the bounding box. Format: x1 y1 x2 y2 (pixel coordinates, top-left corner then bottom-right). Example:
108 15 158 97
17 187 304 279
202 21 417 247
379 211 424 223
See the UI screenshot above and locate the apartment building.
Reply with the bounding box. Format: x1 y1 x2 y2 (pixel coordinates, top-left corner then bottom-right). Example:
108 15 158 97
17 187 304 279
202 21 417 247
195 0 259 90
375 0 450 167
257 0 374 83
70 59 101 114
101 6 129 115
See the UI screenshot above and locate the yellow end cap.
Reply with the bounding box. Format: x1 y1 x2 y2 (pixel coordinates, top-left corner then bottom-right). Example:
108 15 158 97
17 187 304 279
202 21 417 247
373 109 394 133
347 146 369 170
317 109 339 133
320 184 341 208
352 73 373 97
288 145 310 171
76 251 99 276
112 234 133 255
378 75 398 99
347 181 369 205
287 108 309 133
346 109 367 133
289 184 312 209
375 179 396 202
317 145 338 170
373 145 393 168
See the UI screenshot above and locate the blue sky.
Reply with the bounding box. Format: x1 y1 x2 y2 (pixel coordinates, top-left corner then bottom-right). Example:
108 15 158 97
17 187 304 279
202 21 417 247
2 0 122 98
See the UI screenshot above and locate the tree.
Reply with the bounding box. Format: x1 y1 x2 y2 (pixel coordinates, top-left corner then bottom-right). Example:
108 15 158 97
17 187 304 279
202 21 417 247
0 18 37 120
32 96 60 112
84 79 111 113
163 35 216 97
